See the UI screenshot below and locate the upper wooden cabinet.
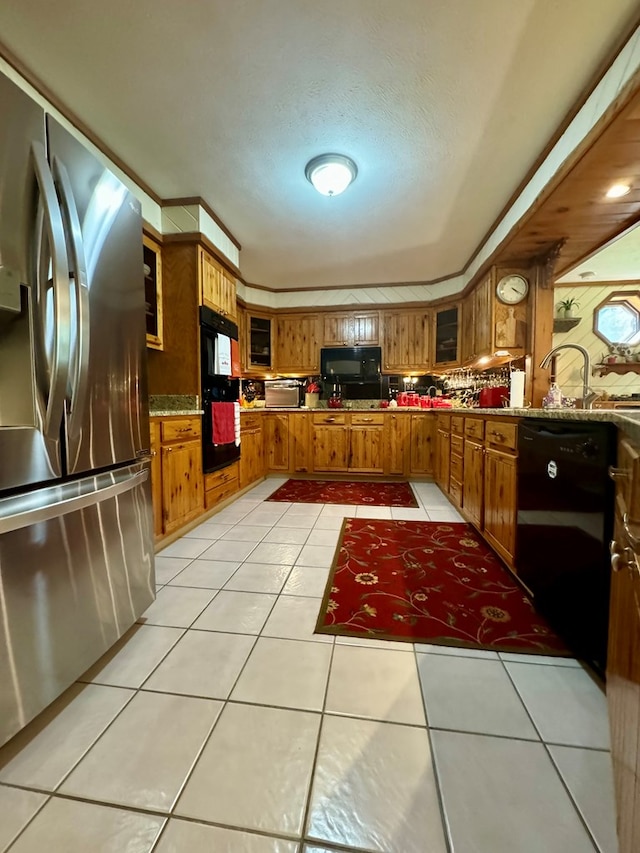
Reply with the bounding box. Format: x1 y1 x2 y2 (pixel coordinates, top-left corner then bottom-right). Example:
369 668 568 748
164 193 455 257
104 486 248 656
323 311 379 347
460 268 528 364
381 310 431 373
143 234 163 351
275 314 320 374
432 303 460 368
199 248 237 321
247 312 273 374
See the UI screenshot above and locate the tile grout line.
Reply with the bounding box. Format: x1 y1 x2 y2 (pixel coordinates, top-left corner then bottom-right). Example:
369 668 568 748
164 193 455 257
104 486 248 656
499 657 603 853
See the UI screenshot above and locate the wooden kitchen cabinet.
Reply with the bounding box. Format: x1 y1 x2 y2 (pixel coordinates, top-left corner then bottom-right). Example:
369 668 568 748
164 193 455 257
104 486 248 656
289 412 312 474
385 412 410 476
607 432 640 853
349 412 385 474
143 233 164 351
434 413 451 492
150 420 163 539
246 312 273 374
382 310 431 372
204 462 239 510
161 436 204 535
463 418 485 530
432 303 460 368
312 412 349 472
460 273 493 363
449 416 465 508
239 413 264 489
409 414 435 475
264 413 290 471
274 314 320 374
323 311 379 347
199 247 237 320
483 448 517 565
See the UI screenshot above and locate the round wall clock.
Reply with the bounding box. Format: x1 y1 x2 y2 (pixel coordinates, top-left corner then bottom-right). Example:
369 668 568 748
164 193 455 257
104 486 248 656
496 274 529 304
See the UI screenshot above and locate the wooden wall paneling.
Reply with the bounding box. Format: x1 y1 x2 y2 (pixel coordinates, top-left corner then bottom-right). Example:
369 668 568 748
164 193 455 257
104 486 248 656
147 243 200 395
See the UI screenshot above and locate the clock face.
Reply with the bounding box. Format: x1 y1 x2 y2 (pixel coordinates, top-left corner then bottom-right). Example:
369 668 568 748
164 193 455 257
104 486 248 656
496 274 529 304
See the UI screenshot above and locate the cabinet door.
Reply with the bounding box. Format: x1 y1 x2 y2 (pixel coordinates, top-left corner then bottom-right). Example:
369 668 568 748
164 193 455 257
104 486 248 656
433 304 459 368
463 439 484 530
247 313 272 372
353 312 379 345
473 273 494 357
200 250 236 319
150 421 163 538
323 313 353 347
382 311 431 372
143 234 163 351
289 413 311 474
349 426 384 473
264 414 289 471
385 413 410 476
222 271 237 320
435 428 451 492
409 414 435 475
483 448 517 565
313 426 349 472
460 295 475 363
161 440 204 534
275 315 320 373
240 427 264 489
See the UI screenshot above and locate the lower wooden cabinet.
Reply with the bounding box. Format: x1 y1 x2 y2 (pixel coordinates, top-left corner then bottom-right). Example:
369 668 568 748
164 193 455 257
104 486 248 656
349 413 385 473
161 434 204 535
463 437 484 529
409 414 435 475
240 413 264 489
434 414 451 492
264 413 290 471
150 421 163 539
313 413 349 472
205 463 239 510
289 413 312 474
385 413 410 476
483 448 517 565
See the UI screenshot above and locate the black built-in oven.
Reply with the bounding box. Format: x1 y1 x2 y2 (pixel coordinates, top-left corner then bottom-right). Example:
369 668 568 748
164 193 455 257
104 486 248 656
200 306 240 473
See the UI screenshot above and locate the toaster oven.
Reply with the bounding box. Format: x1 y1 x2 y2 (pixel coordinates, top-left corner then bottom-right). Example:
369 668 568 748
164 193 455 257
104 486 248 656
264 380 304 408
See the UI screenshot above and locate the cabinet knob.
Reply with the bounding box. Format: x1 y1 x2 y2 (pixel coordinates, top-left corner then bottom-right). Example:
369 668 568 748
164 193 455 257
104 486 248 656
361 417 373 423
167 447 173 453
151 450 157 457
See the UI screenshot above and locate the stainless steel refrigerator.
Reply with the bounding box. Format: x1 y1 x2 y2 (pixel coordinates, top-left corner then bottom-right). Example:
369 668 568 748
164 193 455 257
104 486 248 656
0 72 154 747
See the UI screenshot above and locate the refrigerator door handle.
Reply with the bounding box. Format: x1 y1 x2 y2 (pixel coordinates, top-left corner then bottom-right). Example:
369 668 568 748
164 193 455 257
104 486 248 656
52 155 90 442
0 467 148 535
31 141 71 441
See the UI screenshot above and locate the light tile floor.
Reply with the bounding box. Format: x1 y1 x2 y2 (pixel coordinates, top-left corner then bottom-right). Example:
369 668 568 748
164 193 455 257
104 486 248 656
0 478 618 852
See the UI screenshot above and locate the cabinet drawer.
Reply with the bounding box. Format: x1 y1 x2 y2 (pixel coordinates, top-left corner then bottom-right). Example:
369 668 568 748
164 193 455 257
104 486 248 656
313 412 347 425
205 478 238 509
485 420 517 452
205 463 239 492
465 418 485 441
451 434 464 455
351 412 385 426
451 415 464 435
449 478 463 506
241 413 262 433
436 414 451 432
161 417 201 442
450 452 464 482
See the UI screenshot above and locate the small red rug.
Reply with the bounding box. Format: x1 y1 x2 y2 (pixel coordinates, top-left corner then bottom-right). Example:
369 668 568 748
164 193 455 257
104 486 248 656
315 519 570 655
266 479 418 507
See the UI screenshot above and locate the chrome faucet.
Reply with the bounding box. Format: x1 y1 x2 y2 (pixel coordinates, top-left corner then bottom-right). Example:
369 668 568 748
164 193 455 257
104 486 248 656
539 343 596 409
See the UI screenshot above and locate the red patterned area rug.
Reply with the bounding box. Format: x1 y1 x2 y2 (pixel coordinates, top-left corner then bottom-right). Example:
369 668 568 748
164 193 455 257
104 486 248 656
266 479 418 507
315 519 570 655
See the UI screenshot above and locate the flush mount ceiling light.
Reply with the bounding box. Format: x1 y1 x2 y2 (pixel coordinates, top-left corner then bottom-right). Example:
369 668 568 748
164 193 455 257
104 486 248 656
579 270 596 279
606 182 631 198
305 154 357 196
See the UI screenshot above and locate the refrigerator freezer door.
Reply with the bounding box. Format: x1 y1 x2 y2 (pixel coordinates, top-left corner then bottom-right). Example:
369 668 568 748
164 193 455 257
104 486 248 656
0 462 154 747
47 116 150 476
0 72 70 491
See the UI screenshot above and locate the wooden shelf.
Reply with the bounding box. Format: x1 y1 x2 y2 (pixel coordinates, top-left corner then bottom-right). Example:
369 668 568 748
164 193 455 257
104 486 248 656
553 317 581 333
593 363 640 376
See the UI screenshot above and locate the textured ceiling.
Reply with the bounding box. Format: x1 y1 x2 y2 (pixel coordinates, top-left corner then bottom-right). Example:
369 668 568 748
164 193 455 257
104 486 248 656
0 0 638 289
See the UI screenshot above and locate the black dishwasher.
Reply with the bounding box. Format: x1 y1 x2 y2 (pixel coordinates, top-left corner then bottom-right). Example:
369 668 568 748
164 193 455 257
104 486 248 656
516 419 615 674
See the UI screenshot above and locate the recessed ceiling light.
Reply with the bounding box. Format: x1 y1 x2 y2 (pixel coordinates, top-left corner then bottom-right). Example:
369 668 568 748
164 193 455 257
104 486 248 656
305 154 357 196
579 270 596 279
606 183 631 199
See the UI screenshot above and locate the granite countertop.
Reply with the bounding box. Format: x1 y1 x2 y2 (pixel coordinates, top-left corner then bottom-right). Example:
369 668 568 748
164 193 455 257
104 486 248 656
149 394 202 418
150 409 204 417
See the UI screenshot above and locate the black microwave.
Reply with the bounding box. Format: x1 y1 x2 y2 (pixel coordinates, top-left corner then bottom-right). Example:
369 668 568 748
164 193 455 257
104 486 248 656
320 346 382 382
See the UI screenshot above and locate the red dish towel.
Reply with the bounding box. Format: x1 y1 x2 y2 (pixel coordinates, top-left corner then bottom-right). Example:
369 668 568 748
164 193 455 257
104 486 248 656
212 402 235 445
